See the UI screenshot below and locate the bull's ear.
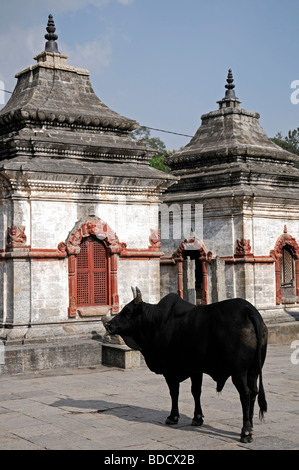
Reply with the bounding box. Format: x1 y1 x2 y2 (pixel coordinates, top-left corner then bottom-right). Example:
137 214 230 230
135 286 142 305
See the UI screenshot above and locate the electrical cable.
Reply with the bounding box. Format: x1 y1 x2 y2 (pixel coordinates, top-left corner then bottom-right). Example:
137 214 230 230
0 89 193 138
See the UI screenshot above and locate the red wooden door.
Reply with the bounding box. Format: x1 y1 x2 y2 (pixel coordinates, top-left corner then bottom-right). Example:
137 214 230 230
77 236 108 306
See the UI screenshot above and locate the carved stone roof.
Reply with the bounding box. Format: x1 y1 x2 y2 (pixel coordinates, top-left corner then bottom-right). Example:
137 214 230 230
167 106 296 166
165 69 299 196
0 53 138 133
0 15 137 134
167 69 297 168
0 15 177 191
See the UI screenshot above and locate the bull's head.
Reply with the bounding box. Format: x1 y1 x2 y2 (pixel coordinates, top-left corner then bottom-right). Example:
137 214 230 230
104 287 143 345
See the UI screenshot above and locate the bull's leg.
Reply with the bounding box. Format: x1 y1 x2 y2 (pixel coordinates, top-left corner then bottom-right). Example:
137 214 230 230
164 376 180 425
190 373 204 426
247 371 259 430
232 373 253 443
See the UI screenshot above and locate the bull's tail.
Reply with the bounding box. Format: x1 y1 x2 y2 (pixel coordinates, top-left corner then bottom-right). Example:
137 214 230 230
257 371 267 420
246 304 268 420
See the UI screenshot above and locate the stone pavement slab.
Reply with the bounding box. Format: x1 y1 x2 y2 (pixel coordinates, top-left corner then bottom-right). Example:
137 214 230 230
0 344 298 451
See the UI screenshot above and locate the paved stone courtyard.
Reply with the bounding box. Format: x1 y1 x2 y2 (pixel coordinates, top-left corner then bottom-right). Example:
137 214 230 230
0 343 298 451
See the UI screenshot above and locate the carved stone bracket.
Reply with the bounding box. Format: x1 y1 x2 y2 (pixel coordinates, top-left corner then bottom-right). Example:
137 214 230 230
235 239 253 258
6 226 30 252
149 229 161 251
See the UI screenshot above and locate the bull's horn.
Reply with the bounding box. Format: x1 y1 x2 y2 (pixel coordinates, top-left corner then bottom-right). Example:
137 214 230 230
135 286 142 305
131 286 137 299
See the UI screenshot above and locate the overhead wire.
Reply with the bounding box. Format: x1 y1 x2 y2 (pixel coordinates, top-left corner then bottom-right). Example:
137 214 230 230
144 126 193 138
0 89 193 139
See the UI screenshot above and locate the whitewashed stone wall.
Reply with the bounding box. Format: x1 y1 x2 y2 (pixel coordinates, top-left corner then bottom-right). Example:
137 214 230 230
31 201 78 249
0 193 162 340
160 264 177 298
160 196 299 313
31 260 69 323
118 259 160 308
252 216 299 256
203 215 234 256
254 264 276 308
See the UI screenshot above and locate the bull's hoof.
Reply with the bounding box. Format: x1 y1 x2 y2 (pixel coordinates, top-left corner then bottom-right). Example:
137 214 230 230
191 415 204 426
165 415 179 425
240 430 253 443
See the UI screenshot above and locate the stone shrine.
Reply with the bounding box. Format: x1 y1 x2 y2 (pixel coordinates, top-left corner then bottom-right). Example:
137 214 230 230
161 70 299 323
0 15 175 347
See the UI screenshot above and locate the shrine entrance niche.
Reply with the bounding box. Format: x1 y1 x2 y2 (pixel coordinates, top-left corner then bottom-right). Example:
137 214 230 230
183 251 203 305
66 216 126 318
271 226 299 305
173 238 212 305
280 246 296 300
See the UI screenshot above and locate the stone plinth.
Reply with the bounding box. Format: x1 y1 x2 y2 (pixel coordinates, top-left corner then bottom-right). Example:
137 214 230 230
102 343 141 369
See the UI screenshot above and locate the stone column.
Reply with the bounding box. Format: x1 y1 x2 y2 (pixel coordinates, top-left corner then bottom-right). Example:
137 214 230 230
177 259 183 297
183 256 196 304
275 259 281 305
210 256 226 303
296 259 299 300
5 258 31 342
111 253 119 313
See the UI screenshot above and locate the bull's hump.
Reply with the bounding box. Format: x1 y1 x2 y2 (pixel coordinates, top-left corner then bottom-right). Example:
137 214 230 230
161 293 181 303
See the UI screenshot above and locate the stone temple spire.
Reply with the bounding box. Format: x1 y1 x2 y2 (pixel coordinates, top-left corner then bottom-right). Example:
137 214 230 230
224 69 236 99
217 68 242 109
44 14 60 53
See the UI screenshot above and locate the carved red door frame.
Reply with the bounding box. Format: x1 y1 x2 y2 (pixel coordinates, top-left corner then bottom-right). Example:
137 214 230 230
271 226 299 305
76 236 109 307
66 216 126 318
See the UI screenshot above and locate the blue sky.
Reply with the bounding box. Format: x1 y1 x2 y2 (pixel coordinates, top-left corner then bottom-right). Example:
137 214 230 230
0 0 298 150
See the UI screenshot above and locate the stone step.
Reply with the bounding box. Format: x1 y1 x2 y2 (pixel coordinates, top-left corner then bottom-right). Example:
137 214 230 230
0 339 102 375
267 321 299 344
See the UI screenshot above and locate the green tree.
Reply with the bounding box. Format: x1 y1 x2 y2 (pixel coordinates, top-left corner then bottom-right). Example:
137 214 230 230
131 126 173 172
271 129 299 168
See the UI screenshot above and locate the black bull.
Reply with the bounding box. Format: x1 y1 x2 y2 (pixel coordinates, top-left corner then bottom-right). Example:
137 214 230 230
105 288 268 443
